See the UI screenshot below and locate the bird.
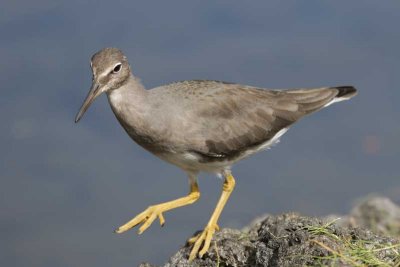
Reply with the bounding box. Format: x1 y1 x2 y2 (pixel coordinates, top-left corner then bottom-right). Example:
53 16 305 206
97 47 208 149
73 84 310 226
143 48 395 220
75 47 357 261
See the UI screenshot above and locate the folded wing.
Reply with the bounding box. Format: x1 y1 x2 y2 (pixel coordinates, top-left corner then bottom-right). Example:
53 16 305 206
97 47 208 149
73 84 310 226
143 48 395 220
187 83 356 161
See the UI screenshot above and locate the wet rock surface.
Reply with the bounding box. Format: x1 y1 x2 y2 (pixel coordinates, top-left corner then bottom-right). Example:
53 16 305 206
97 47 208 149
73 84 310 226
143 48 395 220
140 197 400 267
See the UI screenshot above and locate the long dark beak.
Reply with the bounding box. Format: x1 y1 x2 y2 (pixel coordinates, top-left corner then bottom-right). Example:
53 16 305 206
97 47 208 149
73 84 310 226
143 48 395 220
75 82 102 123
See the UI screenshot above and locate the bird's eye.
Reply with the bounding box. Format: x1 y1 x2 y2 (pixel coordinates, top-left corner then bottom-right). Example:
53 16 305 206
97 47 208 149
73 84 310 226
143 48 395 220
113 63 122 73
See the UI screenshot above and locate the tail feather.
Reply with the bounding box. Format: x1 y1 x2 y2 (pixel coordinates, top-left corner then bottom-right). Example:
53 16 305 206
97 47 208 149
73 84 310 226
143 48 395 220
319 86 357 109
335 86 357 99
282 85 357 113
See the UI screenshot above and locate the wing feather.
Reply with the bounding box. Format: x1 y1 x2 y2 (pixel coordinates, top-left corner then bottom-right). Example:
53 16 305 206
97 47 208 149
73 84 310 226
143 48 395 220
181 82 350 160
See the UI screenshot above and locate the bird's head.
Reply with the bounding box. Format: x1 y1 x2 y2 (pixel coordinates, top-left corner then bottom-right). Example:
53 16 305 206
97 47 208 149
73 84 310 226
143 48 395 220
75 47 131 123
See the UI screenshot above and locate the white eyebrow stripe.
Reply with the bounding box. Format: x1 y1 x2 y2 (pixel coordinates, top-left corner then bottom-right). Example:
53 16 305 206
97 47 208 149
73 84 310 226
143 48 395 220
103 62 122 76
95 62 122 78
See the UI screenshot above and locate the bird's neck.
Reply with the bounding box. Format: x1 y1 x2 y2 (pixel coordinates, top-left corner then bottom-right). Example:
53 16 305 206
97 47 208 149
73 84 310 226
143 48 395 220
106 73 148 111
106 73 151 132
106 74 157 150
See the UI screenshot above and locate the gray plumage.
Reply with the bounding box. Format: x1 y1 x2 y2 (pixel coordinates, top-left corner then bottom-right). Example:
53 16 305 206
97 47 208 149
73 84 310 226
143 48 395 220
76 47 357 174
75 48 357 260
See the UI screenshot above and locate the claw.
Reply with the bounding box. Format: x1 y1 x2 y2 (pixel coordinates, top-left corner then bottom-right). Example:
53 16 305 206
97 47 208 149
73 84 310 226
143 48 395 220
115 206 166 234
114 188 200 235
158 213 165 226
188 224 219 261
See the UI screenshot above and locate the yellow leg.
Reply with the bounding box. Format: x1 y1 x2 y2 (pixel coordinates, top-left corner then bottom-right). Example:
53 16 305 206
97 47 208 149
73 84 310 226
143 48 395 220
188 172 236 261
115 181 200 234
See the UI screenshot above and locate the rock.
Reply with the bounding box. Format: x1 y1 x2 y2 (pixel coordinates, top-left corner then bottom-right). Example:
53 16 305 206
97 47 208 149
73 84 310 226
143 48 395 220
349 196 400 236
324 196 400 237
140 197 400 267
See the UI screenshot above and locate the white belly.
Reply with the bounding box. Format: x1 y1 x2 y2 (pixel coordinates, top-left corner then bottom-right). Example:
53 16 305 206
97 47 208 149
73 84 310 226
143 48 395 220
157 127 289 174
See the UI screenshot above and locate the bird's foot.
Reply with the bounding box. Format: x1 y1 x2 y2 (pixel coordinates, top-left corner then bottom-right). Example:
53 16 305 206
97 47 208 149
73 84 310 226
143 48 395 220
188 223 220 261
114 205 166 234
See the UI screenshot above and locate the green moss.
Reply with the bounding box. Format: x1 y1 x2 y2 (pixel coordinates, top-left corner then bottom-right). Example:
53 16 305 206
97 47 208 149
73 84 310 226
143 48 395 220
305 218 400 267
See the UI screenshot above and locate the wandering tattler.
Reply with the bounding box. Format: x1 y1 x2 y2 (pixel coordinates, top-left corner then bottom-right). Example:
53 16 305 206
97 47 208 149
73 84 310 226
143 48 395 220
75 47 357 261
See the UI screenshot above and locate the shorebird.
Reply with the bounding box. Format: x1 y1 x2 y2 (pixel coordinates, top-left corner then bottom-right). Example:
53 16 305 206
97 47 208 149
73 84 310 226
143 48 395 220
75 48 357 261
